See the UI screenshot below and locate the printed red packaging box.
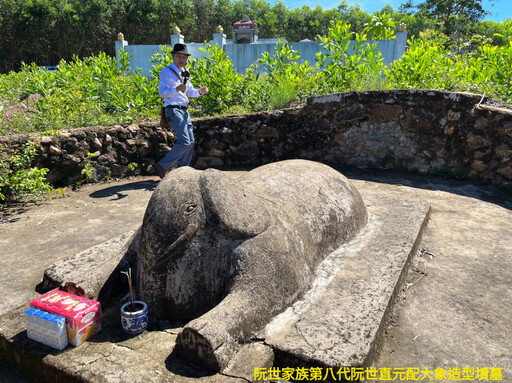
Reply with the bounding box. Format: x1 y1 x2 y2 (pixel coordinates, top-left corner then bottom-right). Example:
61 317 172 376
30 289 102 346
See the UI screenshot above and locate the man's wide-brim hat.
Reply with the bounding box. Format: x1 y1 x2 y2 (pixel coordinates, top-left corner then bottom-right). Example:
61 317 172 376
171 43 191 56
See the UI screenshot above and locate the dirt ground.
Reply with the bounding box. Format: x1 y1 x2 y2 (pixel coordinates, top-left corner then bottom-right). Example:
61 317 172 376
1 168 511 382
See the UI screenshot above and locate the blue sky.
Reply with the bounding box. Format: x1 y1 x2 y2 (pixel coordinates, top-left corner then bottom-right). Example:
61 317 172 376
277 0 511 22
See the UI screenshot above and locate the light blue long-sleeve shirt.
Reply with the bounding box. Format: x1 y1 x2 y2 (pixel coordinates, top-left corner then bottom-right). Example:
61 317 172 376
159 62 201 107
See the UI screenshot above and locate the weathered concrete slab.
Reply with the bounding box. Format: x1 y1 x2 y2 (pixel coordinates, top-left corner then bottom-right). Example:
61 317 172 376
41 229 140 302
263 193 430 369
4 169 512 382
223 343 275 381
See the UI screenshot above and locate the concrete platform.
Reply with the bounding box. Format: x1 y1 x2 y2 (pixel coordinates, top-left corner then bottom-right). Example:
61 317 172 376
1 169 511 382
0 171 429 382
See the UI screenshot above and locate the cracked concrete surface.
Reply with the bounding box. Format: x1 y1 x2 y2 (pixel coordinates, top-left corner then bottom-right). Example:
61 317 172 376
1 169 511 382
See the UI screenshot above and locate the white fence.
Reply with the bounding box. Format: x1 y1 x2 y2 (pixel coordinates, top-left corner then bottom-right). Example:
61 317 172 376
115 31 408 77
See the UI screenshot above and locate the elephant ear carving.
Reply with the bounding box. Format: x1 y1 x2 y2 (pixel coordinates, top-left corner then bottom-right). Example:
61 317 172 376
200 170 270 239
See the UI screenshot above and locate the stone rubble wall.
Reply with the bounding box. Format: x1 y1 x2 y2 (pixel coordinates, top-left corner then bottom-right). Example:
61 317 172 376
1 90 511 188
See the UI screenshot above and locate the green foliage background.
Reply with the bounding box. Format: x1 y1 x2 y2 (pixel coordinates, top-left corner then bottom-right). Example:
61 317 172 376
0 0 509 73
1 17 511 136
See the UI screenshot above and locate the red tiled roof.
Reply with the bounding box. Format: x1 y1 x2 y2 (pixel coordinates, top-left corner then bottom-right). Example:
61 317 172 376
234 16 256 27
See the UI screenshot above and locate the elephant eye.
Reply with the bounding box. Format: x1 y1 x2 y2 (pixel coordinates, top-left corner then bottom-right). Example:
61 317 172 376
185 204 197 214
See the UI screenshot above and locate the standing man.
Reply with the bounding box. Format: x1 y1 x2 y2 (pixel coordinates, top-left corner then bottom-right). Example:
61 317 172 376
153 43 208 179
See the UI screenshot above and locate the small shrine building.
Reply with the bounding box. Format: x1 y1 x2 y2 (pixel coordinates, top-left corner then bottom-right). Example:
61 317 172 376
232 15 258 44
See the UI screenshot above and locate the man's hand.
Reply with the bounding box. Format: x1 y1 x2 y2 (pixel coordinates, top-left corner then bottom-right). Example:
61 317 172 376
176 83 187 92
199 86 209 95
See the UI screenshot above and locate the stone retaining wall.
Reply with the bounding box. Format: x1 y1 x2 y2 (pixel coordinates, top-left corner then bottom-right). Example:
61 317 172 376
1 90 511 188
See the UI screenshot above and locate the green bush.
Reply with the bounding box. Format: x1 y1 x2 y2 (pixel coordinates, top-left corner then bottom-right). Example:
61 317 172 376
387 37 455 89
0 51 161 134
386 21 512 103
0 142 54 205
188 44 243 115
317 20 386 92
256 40 319 109
430 165 468 180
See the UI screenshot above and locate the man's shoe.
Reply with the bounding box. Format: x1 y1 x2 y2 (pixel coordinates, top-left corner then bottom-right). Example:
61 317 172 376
153 163 166 179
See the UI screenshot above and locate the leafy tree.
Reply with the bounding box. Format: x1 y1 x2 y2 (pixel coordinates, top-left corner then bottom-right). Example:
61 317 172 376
287 5 337 41
471 20 509 46
214 0 237 36
400 0 495 36
398 12 437 39
193 0 216 42
336 0 372 35
0 0 507 77
363 12 396 40
401 0 493 21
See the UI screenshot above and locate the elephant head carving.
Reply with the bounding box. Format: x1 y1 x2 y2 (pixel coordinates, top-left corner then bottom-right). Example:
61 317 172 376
139 167 271 320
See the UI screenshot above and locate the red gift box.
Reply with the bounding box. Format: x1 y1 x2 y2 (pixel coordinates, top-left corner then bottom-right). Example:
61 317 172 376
30 289 102 346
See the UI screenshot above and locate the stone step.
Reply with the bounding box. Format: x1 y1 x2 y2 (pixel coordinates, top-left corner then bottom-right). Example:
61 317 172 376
40 229 140 303
0 305 245 383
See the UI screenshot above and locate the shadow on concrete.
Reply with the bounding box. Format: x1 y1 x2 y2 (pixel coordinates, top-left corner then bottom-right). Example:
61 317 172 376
85 318 186 345
89 180 158 200
152 320 187 332
0 205 30 224
86 324 141 344
34 281 48 295
0 361 32 383
338 166 512 211
10 330 66 359
208 164 512 211
165 349 216 378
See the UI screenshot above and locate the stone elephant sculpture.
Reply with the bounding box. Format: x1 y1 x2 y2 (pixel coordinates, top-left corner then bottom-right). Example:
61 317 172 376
138 159 368 371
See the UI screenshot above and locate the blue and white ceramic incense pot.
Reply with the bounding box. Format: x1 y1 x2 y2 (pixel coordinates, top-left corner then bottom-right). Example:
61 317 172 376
120 301 148 334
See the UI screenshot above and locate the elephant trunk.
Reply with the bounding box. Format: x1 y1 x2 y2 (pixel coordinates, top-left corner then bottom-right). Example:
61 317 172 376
155 223 198 269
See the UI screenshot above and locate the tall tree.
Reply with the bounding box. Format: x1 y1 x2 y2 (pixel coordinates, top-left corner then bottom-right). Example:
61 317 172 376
193 0 216 42
336 0 372 35
400 0 494 35
401 0 493 21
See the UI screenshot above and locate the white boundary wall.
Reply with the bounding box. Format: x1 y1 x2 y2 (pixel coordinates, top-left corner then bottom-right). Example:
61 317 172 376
115 31 407 77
